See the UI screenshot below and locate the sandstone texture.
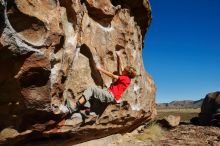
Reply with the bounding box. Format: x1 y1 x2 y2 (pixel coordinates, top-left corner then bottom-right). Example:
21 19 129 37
159 115 181 128
0 0 155 144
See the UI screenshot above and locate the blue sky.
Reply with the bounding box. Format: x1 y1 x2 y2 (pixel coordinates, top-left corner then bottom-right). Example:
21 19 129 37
143 0 220 103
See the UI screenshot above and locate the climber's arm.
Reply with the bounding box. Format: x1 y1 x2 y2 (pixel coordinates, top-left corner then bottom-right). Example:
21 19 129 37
97 67 119 80
116 51 124 75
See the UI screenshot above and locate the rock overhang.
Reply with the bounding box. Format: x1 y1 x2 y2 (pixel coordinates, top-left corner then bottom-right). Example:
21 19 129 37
0 0 155 144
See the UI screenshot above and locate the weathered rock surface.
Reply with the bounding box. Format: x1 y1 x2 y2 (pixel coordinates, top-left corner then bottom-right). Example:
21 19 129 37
198 91 220 125
0 0 155 144
159 115 181 128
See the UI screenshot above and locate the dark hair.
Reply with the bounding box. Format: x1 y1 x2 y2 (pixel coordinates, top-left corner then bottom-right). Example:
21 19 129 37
124 66 136 79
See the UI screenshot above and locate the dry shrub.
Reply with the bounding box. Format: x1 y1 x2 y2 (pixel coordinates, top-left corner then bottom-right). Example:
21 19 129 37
135 122 164 141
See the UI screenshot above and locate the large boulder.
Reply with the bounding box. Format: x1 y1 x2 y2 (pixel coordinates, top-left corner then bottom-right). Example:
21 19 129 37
198 92 220 125
0 0 156 144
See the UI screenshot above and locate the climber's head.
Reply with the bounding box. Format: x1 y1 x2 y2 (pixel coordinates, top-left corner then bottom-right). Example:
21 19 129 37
122 66 136 79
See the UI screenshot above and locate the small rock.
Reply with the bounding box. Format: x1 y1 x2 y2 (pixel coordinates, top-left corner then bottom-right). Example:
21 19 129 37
0 128 19 139
64 113 83 126
159 115 181 128
136 125 145 133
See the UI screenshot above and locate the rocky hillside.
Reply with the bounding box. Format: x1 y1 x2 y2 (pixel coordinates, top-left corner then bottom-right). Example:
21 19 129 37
156 99 203 109
0 0 155 145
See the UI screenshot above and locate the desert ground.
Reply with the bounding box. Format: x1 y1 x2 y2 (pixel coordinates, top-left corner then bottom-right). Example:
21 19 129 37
156 108 200 121
74 108 220 146
23 108 220 146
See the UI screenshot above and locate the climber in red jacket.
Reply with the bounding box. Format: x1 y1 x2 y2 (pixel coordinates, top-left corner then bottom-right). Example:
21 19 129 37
66 52 136 113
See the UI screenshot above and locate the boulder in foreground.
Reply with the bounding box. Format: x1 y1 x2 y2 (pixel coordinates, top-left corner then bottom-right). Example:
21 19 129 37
0 0 156 144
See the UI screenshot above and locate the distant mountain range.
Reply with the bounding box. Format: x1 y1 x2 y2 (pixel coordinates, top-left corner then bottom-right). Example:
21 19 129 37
156 98 204 109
